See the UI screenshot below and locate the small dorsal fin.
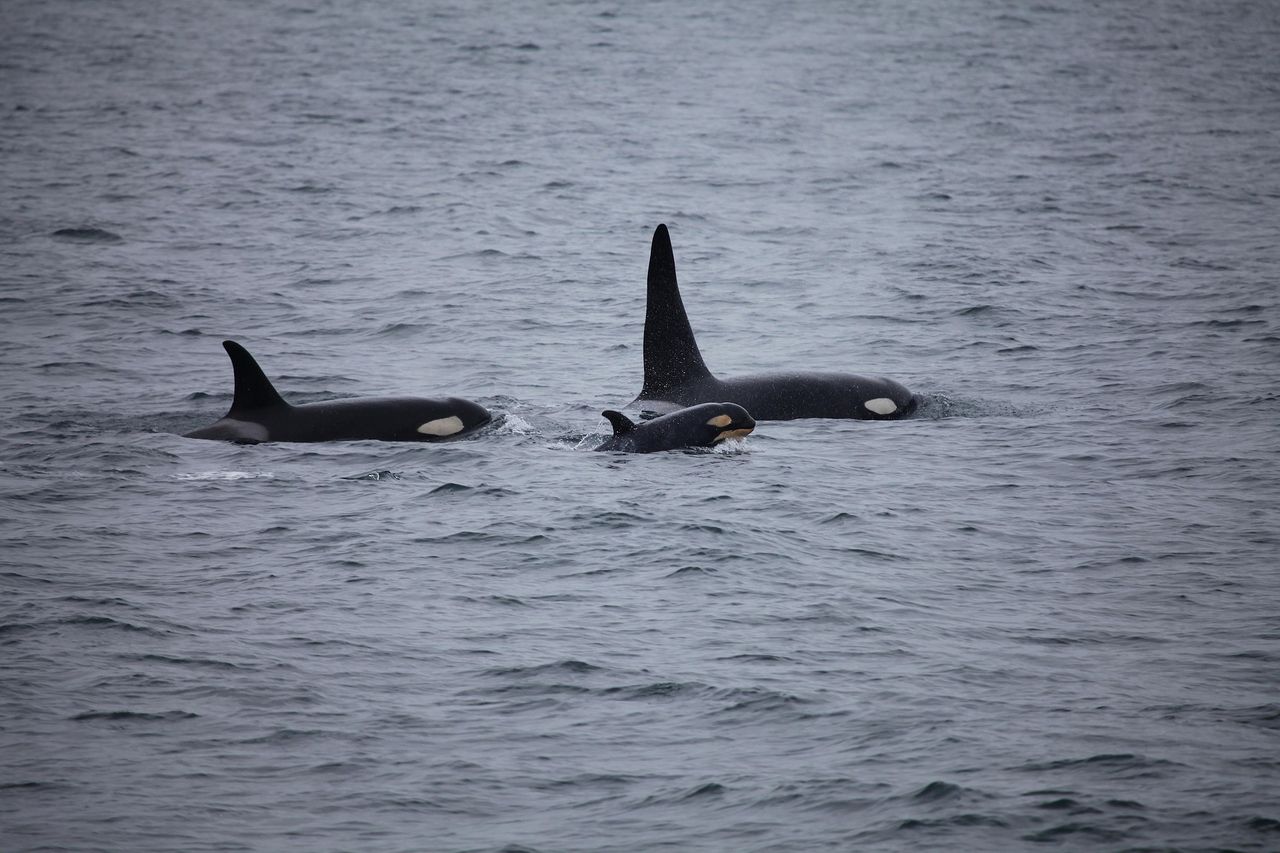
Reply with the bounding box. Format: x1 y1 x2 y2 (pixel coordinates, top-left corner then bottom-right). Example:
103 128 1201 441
601 410 635 436
640 224 713 398
222 340 288 413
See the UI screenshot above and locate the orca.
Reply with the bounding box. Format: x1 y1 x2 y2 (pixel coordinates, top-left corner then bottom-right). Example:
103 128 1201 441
184 340 491 444
629 224 917 420
594 402 755 453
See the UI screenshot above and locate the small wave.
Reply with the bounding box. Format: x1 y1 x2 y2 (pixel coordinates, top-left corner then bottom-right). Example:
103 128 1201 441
836 546 903 562
899 814 1009 830
1039 796 1086 809
51 227 122 243
716 653 793 663
120 653 244 670
371 321 424 337
484 659 603 678
602 681 705 701
238 728 349 745
0 781 71 792
1022 822 1127 843
175 471 276 481
345 470 402 481
682 782 727 799
430 481 474 494
1015 753 1180 776
72 710 199 722
440 248 508 260
575 510 648 528
820 511 860 524
493 413 533 436
61 615 170 636
1 571 55 586
913 780 966 802
677 522 727 534
532 773 638 791
665 565 720 578
640 781 728 806
483 595 528 607
81 289 177 308
1173 256 1233 271
58 595 137 608
954 304 998 316
712 686 811 715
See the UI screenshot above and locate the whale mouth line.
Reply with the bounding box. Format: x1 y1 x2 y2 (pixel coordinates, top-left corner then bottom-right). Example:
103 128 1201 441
714 427 755 442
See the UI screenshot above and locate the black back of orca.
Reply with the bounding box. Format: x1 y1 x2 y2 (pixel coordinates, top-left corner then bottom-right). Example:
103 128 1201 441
630 224 916 420
594 402 755 453
183 340 491 444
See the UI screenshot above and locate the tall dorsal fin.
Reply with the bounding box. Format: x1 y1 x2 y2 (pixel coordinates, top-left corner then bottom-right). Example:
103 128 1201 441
601 410 635 436
640 224 713 397
222 340 288 413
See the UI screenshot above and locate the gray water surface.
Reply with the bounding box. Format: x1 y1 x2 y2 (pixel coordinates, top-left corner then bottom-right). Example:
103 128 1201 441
2 1 1278 850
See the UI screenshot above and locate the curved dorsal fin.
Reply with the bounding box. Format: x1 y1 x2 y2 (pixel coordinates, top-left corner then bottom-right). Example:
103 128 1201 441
222 340 287 413
601 410 635 436
640 224 713 397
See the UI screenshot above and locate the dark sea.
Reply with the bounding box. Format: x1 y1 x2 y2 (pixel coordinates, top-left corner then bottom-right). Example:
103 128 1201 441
2 1 1278 850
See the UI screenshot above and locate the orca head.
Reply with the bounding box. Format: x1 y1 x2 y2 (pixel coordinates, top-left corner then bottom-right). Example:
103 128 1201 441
678 402 756 447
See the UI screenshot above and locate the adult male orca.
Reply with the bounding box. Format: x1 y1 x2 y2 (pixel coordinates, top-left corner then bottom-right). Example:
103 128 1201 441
629 224 917 420
595 402 755 453
183 340 491 444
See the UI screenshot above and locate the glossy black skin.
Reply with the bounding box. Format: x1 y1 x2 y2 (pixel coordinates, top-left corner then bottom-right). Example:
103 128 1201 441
629 224 917 420
594 402 756 453
183 340 491 444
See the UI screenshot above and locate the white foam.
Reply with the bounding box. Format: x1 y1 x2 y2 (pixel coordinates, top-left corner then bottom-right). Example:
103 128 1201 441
175 471 275 481
495 414 535 436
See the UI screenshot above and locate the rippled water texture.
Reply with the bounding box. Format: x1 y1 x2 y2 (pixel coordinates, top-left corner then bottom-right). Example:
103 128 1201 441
2 0 1278 850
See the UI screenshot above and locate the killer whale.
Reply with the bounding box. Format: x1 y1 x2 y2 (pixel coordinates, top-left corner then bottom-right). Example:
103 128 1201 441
183 340 491 444
629 224 916 420
595 402 755 453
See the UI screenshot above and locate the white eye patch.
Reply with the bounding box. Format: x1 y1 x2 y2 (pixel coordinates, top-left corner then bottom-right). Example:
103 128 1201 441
864 398 898 415
706 414 733 428
417 416 464 436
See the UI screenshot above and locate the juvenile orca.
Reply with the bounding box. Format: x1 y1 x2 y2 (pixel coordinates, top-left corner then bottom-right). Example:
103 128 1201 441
184 340 491 444
594 402 755 453
630 224 916 420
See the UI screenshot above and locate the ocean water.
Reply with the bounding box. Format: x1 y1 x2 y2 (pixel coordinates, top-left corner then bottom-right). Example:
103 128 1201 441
2 0 1278 850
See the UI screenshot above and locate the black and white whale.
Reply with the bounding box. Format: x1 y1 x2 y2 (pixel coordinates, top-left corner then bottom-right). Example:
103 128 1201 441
184 340 491 444
594 402 755 453
629 224 916 420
